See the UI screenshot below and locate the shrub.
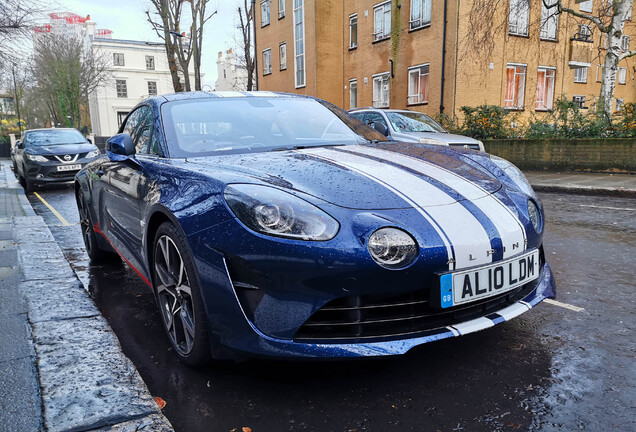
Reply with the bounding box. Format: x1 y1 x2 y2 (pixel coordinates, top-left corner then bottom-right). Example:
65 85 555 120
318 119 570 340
459 105 511 139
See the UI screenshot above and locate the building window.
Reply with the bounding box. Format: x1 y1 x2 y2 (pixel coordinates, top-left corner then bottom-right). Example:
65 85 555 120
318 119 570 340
579 0 593 13
573 95 586 109
148 81 158 96
535 67 556 111
603 0 613 16
349 79 358 109
261 1 270 26
616 98 624 112
574 67 588 83
540 0 559 40
410 0 432 30
113 53 125 66
621 35 630 52
117 111 129 128
509 0 529 36
263 48 272 75
373 1 392 41
596 64 604 82
349 14 358 48
293 0 305 88
279 0 285 18
145 56 155 70
504 63 526 110
577 24 592 41
279 43 287 70
618 67 627 84
116 79 127 98
407 64 430 105
372 72 390 108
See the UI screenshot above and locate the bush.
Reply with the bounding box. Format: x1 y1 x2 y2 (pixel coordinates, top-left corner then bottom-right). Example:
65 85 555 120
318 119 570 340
458 105 511 139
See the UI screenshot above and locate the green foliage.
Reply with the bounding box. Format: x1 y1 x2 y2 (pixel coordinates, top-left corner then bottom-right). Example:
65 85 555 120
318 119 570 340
457 105 514 139
613 103 636 138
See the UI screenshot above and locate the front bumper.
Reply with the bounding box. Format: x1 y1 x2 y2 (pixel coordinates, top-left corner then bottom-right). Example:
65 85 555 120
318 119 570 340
25 160 90 184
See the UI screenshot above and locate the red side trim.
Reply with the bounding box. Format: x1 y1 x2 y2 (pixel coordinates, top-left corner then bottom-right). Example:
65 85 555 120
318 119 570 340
93 223 153 287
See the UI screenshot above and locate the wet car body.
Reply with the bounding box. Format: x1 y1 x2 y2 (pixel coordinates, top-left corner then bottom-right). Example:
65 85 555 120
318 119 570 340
75 91 555 363
349 108 485 151
14 128 99 192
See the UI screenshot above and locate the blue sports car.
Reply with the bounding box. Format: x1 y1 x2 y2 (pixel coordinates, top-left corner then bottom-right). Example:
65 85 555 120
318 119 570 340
75 91 556 365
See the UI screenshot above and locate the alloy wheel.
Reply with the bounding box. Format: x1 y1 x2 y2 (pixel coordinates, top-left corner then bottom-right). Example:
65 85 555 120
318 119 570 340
77 194 94 255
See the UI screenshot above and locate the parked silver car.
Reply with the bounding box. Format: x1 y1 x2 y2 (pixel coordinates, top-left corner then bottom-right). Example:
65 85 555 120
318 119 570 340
349 108 485 152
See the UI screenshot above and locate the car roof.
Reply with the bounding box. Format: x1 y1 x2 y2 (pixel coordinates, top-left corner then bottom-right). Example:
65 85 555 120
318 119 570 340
25 128 80 132
155 90 310 103
349 108 432 116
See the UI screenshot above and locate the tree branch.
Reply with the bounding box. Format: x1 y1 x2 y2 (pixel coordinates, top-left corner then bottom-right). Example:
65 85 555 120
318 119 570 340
556 0 607 32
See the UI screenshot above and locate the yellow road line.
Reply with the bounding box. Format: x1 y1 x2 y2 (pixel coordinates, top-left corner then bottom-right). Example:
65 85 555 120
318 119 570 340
33 192 73 227
544 299 585 313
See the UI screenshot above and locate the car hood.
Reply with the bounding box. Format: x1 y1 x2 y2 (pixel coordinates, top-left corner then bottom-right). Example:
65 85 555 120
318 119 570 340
182 143 502 210
27 143 96 155
394 131 480 144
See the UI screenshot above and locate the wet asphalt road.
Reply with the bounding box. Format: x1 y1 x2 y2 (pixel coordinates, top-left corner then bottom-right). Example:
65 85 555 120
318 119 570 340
26 185 636 432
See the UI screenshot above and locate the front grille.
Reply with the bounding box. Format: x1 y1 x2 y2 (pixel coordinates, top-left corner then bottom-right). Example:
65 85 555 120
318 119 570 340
449 143 480 151
45 153 81 163
48 170 80 178
294 275 540 343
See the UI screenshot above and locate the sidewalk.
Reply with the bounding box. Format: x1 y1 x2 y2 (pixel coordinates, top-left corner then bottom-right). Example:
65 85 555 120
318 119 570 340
0 160 173 432
525 171 636 198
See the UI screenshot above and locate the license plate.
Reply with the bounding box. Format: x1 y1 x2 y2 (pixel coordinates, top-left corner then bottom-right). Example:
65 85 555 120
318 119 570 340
440 249 540 308
57 164 81 172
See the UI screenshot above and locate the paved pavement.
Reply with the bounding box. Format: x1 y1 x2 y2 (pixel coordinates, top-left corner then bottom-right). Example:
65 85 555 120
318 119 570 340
0 159 173 432
525 171 636 197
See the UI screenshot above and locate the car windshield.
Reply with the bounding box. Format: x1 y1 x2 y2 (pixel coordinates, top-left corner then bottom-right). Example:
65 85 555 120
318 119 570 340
387 112 447 133
162 96 388 158
25 130 86 146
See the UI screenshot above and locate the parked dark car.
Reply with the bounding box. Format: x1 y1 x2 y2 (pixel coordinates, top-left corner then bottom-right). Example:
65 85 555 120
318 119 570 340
13 128 99 192
75 91 555 366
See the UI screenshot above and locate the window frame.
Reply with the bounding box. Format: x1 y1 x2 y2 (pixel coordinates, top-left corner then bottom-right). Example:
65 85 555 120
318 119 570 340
349 14 358 49
293 0 306 88
616 98 624 112
349 79 358 110
407 63 430 105
504 63 527 110
535 66 556 111
113 52 125 66
279 42 287 70
145 55 155 70
579 0 593 13
596 64 604 82
509 0 530 37
574 67 588 83
410 0 432 31
618 67 627 84
578 24 592 41
372 72 391 108
147 80 158 96
262 48 272 75
116 79 128 98
540 0 559 41
279 0 285 18
621 35 630 52
373 1 392 42
261 0 271 27
573 95 586 109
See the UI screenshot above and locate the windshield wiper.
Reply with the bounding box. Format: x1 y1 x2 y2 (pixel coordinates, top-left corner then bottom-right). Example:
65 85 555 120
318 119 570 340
270 143 347 152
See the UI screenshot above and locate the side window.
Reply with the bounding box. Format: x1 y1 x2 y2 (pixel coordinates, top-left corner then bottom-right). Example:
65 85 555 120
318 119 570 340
365 112 388 130
122 109 141 135
133 107 155 155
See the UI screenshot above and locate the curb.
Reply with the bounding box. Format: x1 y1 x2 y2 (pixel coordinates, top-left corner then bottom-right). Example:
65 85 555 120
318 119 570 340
531 184 636 198
4 163 173 432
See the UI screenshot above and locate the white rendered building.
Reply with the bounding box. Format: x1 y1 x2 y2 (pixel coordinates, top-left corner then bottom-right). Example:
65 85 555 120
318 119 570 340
215 49 249 91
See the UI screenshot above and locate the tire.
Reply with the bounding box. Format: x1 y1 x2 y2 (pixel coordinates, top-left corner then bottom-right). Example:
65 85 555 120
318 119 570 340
24 175 33 193
76 190 118 262
153 222 211 366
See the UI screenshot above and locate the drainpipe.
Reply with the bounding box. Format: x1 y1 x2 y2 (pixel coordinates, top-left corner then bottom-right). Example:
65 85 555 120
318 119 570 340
253 0 258 90
440 0 448 113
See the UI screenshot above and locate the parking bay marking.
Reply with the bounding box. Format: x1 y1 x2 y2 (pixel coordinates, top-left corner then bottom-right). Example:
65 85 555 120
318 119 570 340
579 204 636 211
33 192 73 227
544 298 585 312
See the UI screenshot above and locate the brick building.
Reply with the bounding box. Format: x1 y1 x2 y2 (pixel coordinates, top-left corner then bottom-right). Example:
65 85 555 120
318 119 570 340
255 0 635 119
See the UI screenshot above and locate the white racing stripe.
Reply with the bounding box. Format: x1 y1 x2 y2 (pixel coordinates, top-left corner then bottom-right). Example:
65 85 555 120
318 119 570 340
347 146 527 259
213 91 247 98
495 301 531 321
251 91 279 97
305 148 494 269
450 317 494 335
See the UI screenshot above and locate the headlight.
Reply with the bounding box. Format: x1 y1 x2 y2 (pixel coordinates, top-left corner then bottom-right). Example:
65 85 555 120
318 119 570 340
224 184 339 241
419 138 447 146
527 199 542 233
86 150 99 158
26 154 48 162
368 227 418 269
490 155 535 197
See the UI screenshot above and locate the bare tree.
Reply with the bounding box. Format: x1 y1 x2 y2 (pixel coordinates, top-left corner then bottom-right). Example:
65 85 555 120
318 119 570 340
236 0 256 90
463 0 634 120
0 0 44 65
147 0 217 92
32 32 110 129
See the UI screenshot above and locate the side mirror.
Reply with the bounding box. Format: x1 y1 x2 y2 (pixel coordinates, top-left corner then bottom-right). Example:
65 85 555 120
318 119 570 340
86 138 93 144
106 133 135 160
372 121 389 137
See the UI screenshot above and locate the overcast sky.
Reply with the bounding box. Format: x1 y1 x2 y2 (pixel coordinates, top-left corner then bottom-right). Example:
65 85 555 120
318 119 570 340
51 0 239 89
